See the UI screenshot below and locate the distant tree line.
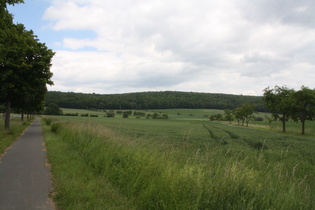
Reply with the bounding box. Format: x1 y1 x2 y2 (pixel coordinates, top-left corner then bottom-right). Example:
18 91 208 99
45 91 265 111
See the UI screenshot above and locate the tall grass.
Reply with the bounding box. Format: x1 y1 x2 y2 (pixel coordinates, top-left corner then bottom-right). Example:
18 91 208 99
43 118 314 209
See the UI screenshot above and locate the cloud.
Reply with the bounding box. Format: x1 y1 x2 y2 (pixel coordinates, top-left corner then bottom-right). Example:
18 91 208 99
43 0 315 95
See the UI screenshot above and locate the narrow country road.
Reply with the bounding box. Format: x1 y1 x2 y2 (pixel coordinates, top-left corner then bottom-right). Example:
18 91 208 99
0 118 54 210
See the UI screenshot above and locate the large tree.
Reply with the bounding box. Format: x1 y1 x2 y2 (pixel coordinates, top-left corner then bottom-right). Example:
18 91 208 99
233 104 254 127
291 86 315 135
1 2 54 129
223 109 234 124
263 86 295 132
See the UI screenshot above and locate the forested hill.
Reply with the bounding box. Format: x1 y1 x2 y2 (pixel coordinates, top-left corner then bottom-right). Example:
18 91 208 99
45 91 265 111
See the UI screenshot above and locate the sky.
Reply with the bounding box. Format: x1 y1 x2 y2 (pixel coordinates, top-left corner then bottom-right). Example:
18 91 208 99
8 0 315 96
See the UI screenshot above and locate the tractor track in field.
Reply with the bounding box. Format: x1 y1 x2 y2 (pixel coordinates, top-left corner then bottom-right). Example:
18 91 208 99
202 123 239 140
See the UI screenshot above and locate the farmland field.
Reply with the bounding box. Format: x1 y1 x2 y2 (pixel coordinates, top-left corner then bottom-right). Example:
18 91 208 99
42 109 315 209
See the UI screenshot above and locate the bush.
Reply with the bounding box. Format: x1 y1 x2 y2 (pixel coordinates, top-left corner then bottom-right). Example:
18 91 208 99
106 112 115 118
44 118 53 126
81 114 89 117
209 114 223 121
134 111 146 117
44 103 63 115
90 115 98 117
64 113 79 116
255 116 264 121
51 123 61 133
123 110 132 115
123 113 129 118
152 113 168 119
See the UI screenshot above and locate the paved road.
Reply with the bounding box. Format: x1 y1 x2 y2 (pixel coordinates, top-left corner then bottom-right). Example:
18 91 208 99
0 118 54 210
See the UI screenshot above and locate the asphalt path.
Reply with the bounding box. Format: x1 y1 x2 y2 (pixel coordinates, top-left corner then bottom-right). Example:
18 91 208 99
0 118 54 210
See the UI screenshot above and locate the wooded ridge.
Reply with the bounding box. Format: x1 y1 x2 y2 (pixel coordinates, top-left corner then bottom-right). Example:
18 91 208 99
45 91 265 111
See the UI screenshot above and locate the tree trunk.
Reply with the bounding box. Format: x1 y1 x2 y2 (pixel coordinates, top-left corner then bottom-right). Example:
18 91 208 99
21 110 24 121
301 120 305 135
281 114 286 132
5 99 11 129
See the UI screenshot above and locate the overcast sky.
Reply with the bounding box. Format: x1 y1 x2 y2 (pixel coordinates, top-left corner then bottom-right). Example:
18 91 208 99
8 0 315 96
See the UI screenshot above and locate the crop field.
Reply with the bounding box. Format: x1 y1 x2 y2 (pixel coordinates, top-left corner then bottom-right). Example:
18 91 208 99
42 109 315 209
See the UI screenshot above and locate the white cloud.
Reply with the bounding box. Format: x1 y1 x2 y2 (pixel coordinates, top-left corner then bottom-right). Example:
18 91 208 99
44 0 315 95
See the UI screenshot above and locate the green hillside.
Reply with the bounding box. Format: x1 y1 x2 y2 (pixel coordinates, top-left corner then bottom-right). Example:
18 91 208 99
45 91 265 111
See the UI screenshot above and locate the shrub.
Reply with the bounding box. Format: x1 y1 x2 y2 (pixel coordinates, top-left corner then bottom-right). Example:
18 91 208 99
81 114 89 117
255 116 264 121
134 111 146 117
44 103 63 115
44 118 53 125
90 115 98 117
64 113 79 116
209 114 223 121
106 112 115 118
123 111 132 115
123 113 129 118
51 123 61 133
152 113 168 119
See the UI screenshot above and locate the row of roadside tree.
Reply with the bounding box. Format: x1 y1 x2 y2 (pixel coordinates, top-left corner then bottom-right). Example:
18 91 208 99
0 1 54 129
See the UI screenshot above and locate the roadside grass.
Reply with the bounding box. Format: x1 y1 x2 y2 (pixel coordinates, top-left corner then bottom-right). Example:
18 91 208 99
42 121 133 210
42 115 315 209
0 117 33 156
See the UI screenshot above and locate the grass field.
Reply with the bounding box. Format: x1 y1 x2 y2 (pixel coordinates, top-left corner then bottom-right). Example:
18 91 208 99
61 107 315 135
42 109 315 209
0 117 33 156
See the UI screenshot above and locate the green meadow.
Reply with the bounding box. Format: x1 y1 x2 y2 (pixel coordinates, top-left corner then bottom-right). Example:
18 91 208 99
42 109 315 209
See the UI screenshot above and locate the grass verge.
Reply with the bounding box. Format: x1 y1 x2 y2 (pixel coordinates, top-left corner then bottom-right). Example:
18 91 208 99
0 117 33 156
